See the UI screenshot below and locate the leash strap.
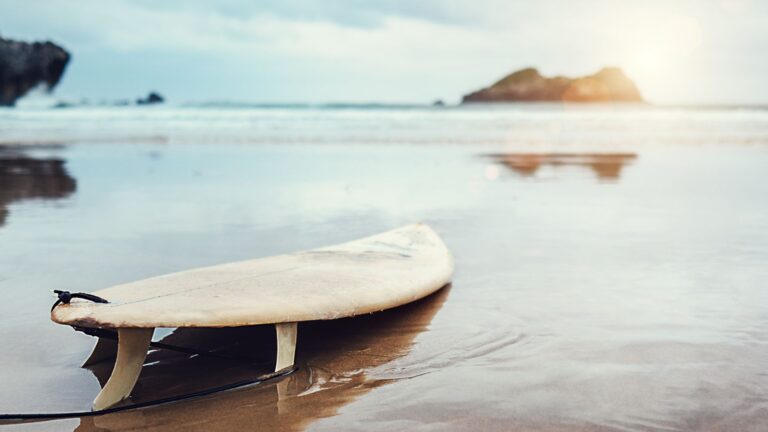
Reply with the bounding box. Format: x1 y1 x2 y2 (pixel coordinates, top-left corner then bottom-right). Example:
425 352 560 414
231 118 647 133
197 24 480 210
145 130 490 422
0 291 298 422
0 367 296 421
51 290 109 312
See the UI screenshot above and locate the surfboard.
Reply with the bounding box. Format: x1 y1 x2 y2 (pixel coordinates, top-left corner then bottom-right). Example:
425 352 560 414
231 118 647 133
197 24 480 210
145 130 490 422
50 223 453 410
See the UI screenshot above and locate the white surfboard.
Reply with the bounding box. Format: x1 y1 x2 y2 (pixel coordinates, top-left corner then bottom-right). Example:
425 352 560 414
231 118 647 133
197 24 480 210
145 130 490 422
50 223 453 410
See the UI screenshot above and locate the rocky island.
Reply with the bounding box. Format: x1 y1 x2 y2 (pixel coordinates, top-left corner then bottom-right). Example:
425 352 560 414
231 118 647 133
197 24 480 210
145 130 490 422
0 36 70 106
462 67 643 103
136 91 165 105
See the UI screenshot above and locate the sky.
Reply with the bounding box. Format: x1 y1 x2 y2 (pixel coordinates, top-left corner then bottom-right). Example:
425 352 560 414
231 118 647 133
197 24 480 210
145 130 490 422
1 0 767 104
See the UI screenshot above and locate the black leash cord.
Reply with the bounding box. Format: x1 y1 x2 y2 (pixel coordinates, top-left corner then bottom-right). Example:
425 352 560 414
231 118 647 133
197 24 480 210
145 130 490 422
0 366 296 421
51 290 109 312
0 291 297 421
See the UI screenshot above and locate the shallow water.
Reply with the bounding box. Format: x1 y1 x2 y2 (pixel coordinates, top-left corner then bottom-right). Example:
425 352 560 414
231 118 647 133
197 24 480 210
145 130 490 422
1 105 768 431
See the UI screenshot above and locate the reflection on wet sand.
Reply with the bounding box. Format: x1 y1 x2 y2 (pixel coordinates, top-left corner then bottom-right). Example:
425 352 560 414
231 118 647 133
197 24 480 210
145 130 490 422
73 286 450 431
0 146 77 226
488 153 637 180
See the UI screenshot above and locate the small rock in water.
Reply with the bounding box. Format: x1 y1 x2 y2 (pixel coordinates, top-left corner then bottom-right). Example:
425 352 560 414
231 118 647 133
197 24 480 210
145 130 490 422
136 92 165 105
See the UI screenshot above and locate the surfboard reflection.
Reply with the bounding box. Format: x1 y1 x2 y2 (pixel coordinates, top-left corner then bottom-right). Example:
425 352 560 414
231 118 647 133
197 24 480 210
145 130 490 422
75 285 451 431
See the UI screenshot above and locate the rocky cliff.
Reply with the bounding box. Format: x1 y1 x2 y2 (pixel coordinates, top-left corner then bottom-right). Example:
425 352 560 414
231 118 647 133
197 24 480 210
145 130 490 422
462 67 643 103
0 37 70 106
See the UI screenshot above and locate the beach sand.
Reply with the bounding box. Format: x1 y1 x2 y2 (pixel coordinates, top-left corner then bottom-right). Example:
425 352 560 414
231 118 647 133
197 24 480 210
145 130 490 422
1 105 768 431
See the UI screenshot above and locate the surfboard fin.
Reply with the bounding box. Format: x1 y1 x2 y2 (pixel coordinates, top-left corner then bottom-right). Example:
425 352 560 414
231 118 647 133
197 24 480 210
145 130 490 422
85 324 295 410
92 328 154 411
275 322 297 371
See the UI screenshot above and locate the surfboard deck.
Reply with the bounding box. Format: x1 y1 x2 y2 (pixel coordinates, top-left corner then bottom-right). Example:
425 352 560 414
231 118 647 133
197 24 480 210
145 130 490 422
50 223 453 410
51 223 453 328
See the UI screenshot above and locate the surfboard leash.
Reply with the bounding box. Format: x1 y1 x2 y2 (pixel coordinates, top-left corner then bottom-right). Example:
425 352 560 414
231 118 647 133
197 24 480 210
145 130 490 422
0 292 299 422
0 366 297 421
50 290 109 311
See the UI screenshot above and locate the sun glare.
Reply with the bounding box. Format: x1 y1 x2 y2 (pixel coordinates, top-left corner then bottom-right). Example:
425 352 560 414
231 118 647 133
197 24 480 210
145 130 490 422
616 13 702 101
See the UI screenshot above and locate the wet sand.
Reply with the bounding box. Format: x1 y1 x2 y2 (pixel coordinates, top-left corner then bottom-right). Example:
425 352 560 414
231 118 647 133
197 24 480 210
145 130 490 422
1 106 768 431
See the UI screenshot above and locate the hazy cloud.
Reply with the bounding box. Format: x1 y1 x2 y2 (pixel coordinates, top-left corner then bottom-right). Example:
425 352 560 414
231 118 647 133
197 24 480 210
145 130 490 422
1 0 766 103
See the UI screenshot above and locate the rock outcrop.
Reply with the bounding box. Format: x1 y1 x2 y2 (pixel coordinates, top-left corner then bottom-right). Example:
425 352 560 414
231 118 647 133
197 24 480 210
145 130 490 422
462 67 642 103
136 91 164 105
0 36 70 106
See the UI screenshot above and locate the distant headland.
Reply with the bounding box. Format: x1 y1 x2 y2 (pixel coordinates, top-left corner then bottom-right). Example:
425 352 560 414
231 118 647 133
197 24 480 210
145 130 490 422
462 67 643 103
0 36 70 107
2 34 644 107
